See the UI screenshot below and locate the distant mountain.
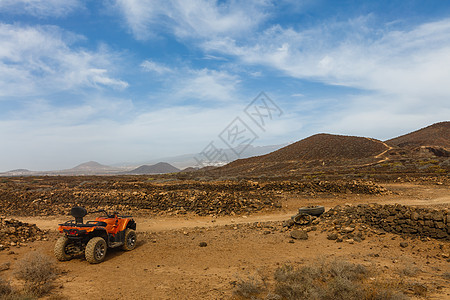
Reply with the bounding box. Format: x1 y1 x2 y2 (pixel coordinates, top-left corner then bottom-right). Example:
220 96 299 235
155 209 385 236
36 161 125 176
0 169 35 176
386 121 450 148
8 169 30 173
114 143 287 169
125 162 180 175
70 161 114 171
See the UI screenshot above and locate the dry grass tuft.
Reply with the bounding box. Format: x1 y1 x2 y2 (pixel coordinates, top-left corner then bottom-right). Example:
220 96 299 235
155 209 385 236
442 272 450 280
14 251 58 297
0 276 13 296
397 263 420 277
234 259 420 300
233 276 264 298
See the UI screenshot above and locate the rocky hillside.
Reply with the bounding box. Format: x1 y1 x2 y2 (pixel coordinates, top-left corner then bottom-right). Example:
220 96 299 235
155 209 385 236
212 134 389 175
386 121 450 148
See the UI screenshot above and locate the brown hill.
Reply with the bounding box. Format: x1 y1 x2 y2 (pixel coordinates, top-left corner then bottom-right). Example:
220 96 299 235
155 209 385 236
386 121 450 148
255 134 388 161
213 134 389 175
125 162 180 174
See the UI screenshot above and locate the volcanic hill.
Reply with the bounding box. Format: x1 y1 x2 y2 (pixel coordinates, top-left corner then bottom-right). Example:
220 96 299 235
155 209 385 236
386 121 450 149
212 134 389 176
126 162 180 174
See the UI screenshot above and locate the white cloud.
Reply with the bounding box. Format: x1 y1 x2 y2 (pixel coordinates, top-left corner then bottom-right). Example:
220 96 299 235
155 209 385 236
173 68 240 103
139 60 241 103
0 0 82 17
204 18 450 99
0 23 128 98
203 17 450 137
140 60 173 74
316 94 450 140
113 0 269 40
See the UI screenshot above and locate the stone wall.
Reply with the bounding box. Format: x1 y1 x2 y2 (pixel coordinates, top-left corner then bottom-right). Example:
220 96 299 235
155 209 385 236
323 203 449 240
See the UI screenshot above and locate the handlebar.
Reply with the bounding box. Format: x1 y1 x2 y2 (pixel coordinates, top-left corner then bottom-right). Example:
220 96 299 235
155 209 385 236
89 209 125 218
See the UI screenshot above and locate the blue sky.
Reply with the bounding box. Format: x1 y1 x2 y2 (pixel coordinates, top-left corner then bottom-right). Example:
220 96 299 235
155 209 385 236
1 0 450 171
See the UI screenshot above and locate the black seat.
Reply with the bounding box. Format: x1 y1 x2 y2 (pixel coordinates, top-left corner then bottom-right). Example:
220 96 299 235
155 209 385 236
71 206 88 224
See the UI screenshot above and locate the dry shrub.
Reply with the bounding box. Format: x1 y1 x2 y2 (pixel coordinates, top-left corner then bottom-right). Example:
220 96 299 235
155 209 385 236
441 272 450 280
406 282 427 297
0 276 36 300
237 259 414 300
14 251 57 297
397 263 420 277
273 264 324 299
0 276 13 296
234 276 264 298
273 260 370 300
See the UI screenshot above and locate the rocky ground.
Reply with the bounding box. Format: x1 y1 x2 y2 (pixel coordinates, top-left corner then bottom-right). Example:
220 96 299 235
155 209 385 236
0 176 391 216
0 177 449 299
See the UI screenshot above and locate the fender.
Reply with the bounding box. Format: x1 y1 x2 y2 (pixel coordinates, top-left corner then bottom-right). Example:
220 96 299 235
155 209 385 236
117 218 136 232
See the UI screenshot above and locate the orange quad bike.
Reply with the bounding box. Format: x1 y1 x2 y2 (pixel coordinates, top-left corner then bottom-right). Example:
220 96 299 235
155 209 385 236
54 206 137 264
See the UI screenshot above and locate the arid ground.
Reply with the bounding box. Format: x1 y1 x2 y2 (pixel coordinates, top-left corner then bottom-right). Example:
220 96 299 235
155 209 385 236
0 177 449 299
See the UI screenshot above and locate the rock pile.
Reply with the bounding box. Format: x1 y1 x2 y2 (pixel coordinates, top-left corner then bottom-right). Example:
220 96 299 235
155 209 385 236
320 204 449 240
0 218 48 249
0 177 389 216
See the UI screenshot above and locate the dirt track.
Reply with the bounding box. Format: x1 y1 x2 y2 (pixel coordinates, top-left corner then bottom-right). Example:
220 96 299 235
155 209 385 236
1 183 449 299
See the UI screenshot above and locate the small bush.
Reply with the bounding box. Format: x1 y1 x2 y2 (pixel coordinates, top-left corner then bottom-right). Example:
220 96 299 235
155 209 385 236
14 251 57 297
0 277 12 296
234 276 264 298
407 282 427 297
398 263 420 277
328 259 368 281
325 276 365 300
237 259 415 300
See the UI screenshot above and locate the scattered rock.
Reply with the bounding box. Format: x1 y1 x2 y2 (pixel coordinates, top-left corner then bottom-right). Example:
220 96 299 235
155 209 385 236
400 242 409 248
199 242 208 247
341 227 355 233
0 262 10 272
290 230 308 240
327 233 338 240
353 236 362 243
0 218 47 247
283 219 295 228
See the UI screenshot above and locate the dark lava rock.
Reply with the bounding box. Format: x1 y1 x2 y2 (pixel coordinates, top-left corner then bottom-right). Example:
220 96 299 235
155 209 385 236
327 233 338 240
290 230 308 240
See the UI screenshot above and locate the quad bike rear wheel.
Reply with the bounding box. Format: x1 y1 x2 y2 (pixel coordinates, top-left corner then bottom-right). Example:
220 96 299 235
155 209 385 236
54 236 72 261
85 237 107 264
122 229 137 251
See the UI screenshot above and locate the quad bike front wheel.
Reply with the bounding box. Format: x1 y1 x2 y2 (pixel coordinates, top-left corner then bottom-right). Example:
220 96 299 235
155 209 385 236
85 237 107 264
122 229 137 251
54 236 73 261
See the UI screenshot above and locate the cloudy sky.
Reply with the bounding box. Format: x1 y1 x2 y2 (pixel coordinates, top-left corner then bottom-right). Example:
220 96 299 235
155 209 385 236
0 0 449 171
